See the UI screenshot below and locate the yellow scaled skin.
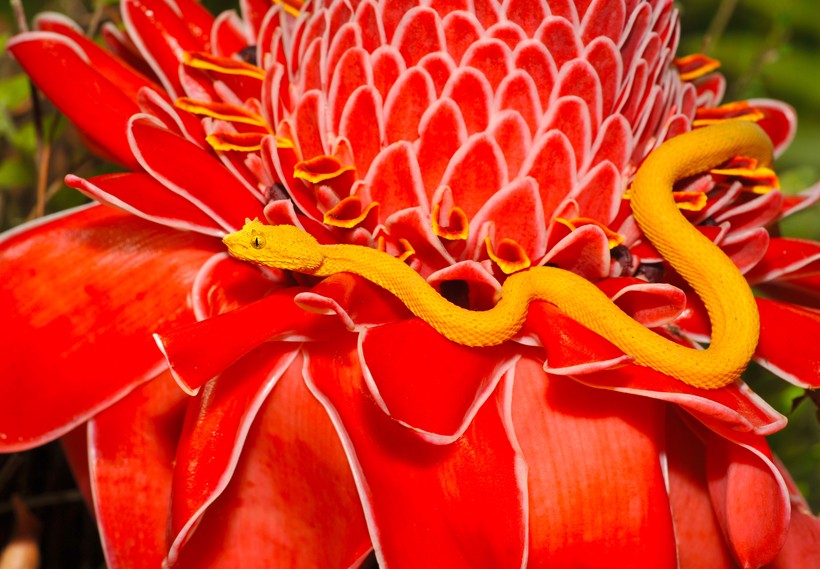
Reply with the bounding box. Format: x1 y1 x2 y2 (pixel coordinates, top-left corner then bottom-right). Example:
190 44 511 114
223 121 772 389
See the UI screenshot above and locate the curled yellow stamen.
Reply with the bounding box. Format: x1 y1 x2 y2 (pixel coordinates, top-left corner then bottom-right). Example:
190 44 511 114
431 203 469 241
485 236 531 274
554 217 625 248
323 196 379 229
674 54 721 81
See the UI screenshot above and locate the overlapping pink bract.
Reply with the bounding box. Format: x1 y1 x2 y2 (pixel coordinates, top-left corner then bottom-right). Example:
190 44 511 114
1 0 818 567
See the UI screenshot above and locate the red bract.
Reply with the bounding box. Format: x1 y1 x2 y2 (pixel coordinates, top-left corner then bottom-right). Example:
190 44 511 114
2 0 819 567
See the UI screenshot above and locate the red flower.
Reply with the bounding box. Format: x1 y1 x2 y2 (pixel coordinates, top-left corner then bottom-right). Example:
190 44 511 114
2 0 818 567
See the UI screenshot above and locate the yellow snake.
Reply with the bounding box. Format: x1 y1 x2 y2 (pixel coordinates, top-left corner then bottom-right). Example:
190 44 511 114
223 121 772 389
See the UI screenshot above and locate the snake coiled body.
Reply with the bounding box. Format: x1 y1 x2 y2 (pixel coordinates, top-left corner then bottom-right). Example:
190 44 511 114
224 122 773 389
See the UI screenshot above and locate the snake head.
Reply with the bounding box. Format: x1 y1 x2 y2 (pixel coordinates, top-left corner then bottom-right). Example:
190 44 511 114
222 219 323 272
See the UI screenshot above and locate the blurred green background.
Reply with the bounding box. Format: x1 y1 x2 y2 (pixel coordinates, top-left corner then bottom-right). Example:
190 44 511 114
0 0 817 548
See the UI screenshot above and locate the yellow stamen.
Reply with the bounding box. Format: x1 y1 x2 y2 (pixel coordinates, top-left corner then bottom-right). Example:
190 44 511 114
323 196 379 229
183 51 266 80
206 132 266 152
485 236 531 274
274 0 305 17
693 102 765 127
431 203 470 240
293 155 356 184
674 54 721 81
175 97 270 129
554 217 626 248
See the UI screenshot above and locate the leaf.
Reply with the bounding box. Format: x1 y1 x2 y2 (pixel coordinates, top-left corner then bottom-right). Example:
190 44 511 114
0 155 34 190
0 74 31 111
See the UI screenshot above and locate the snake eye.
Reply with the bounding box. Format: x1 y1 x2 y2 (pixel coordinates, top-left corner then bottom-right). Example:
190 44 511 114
251 234 266 249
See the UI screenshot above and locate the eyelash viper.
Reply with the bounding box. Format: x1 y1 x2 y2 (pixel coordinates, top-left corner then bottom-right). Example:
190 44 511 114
223 121 772 389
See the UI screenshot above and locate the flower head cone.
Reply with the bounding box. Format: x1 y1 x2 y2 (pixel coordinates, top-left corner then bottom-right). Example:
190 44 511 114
2 0 819 567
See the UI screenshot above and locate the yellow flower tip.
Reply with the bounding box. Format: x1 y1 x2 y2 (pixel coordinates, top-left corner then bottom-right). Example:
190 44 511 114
554 217 625 249
322 196 379 229
182 50 266 80
206 132 265 152
431 203 469 241
672 191 708 212
274 0 304 18
293 155 357 184
275 136 295 149
485 236 531 274
175 97 270 129
674 53 721 81
693 102 766 127
711 158 780 194
396 238 415 263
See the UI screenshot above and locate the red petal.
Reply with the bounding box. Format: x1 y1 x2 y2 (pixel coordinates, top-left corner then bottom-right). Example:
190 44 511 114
442 67 493 134
89 371 187 568
504 0 548 36
512 357 677 567
768 458 820 568
384 66 436 144
440 133 508 218
7 32 141 169
461 38 513 92
540 95 592 169
513 40 557 109
442 10 482 63
362 141 428 220
489 109 532 178
467 177 547 262
155 287 347 394
239 0 270 38
584 37 622 118
360 319 516 441
171 351 371 567
596 278 686 328
666 412 737 568
173 0 216 50
542 224 610 280
393 7 445 67
698 422 790 568
167 346 297 557
129 115 265 231
535 16 581 70
122 0 205 98
576 362 786 436
521 131 576 221
580 0 625 45
523 302 632 374
306 339 527 568
417 98 468 198
756 298 820 387
552 59 603 131
573 160 621 223
747 98 797 158
66 173 225 236
33 15 160 102
496 70 542 135
746 237 820 284
212 10 250 58
371 45 405 101
294 273 411 328
588 114 632 174
340 86 385 178
0 206 218 451
329 48 372 133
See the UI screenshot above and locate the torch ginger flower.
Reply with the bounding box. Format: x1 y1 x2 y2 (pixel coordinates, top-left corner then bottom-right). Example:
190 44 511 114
2 0 819 567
